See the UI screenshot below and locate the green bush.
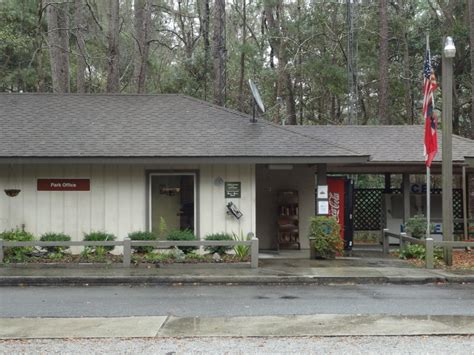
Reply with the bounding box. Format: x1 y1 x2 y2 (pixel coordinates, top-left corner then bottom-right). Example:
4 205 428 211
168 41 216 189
40 232 71 253
0 229 35 262
399 244 444 261
232 231 251 259
166 229 197 254
405 215 434 239
399 244 426 260
205 233 233 255
308 216 343 259
128 231 157 253
83 231 116 252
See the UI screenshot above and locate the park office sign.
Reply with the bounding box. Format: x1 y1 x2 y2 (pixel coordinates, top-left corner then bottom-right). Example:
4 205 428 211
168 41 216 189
37 179 90 191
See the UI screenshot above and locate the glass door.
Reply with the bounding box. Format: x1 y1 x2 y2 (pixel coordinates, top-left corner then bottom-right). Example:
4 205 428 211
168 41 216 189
149 173 196 236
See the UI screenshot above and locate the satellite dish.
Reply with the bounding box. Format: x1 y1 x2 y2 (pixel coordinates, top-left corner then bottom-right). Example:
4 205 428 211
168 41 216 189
249 79 265 113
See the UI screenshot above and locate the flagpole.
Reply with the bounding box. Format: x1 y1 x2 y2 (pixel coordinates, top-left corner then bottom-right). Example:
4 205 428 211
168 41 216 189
426 165 430 239
426 33 431 240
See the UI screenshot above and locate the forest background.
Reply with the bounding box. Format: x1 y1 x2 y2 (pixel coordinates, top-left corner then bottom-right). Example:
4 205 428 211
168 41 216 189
1 0 473 139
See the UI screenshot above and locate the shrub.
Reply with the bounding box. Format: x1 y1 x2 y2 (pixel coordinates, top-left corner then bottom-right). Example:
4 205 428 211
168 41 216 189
166 229 197 254
399 244 444 261
128 231 157 253
405 215 435 239
0 229 35 262
40 233 71 253
232 231 251 259
308 216 343 259
83 231 116 252
158 217 168 239
205 233 233 255
399 244 426 260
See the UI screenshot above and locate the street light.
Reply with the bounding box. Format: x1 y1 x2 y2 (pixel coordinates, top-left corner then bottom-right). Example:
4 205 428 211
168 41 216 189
444 37 456 58
442 36 455 265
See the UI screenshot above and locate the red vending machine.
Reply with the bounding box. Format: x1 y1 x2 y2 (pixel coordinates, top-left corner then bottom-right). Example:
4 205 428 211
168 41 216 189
327 177 354 250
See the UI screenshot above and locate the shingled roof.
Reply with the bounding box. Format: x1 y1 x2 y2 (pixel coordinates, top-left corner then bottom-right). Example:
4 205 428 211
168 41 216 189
289 125 474 164
0 94 367 163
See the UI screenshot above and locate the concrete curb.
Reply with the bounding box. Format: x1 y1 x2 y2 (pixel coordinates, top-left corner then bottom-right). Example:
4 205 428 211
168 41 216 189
0 274 468 286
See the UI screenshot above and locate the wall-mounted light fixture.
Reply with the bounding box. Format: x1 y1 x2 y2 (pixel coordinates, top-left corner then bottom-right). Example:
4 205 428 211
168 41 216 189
4 189 21 197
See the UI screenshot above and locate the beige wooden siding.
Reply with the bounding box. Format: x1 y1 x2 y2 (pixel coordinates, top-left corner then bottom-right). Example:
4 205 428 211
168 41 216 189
0 164 256 242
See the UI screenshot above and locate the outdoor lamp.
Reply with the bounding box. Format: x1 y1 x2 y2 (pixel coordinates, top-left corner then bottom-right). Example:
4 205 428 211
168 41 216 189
443 36 456 58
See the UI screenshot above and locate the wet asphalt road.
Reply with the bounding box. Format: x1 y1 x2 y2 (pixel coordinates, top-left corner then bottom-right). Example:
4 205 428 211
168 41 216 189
1 284 473 318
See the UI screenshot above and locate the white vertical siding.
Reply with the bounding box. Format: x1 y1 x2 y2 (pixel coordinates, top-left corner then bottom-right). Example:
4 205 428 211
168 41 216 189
0 163 256 244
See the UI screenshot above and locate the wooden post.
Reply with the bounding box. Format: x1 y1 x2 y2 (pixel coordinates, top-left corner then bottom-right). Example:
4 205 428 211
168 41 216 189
442 43 454 265
462 165 468 241
0 239 3 263
402 173 410 226
251 236 259 269
382 228 389 255
384 173 391 193
123 238 131 267
425 237 434 269
316 164 328 215
400 232 407 251
317 164 327 185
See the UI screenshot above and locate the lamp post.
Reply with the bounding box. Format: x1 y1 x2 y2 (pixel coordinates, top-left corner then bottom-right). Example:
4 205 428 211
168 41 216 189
442 36 455 265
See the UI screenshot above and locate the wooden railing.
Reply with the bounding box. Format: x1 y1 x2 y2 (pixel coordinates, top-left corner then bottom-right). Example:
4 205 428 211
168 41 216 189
382 229 472 269
0 238 260 269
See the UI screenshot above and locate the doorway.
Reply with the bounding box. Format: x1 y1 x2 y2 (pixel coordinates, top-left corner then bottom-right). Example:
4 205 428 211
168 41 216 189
149 173 196 236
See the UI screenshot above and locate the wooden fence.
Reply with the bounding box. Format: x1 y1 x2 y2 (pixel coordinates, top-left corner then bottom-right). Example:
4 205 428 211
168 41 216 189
382 229 472 269
0 238 260 269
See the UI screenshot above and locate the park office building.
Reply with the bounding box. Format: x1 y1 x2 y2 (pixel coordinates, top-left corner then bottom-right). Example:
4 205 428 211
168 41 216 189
1 94 474 251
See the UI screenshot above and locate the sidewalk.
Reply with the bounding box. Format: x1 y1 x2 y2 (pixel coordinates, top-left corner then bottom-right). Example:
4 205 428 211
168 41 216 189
0 251 472 286
1 314 473 339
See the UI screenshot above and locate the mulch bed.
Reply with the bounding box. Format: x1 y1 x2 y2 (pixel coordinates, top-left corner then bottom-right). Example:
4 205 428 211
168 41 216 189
404 250 473 270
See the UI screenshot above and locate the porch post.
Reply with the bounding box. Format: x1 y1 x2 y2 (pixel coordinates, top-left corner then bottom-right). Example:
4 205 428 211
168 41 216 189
316 164 327 215
462 165 468 241
384 173 391 193
402 173 410 226
317 164 327 185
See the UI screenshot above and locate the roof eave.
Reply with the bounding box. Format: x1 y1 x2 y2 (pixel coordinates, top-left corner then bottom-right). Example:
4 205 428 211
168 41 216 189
0 155 371 165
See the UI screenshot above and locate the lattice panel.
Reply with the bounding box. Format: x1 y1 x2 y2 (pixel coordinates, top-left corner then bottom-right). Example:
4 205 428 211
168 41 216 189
453 189 463 232
353 189 383 231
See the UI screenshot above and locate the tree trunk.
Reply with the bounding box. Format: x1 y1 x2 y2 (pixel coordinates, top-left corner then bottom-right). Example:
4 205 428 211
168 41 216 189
199 0 210 100
264 0 296 125
238 0 246 112
133 0 152 93
106 0 120 93
46 0 70 93
212 0 226 106
470 0 474 138
35 0 46 92
74 0 87 93
377 0 389 124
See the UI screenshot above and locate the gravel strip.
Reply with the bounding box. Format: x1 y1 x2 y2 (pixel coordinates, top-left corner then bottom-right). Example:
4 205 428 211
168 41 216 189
0 336 473 354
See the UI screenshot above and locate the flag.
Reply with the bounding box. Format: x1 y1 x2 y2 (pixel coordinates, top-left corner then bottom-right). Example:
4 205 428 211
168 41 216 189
423 47 438 167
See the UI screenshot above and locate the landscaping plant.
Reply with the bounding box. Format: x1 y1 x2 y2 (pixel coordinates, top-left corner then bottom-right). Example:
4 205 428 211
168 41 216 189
308 216 343 259
83 231 116 252
205 233 233 255
166 229 197 254
232 231 250 259
128 231 157 253
39 232 71 254
398 244 444 261
405 215 434 239
0 229 35 263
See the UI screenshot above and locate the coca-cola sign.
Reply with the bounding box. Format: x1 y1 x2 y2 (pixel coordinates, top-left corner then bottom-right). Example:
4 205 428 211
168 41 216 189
328 178 345 241
328 191 340 223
